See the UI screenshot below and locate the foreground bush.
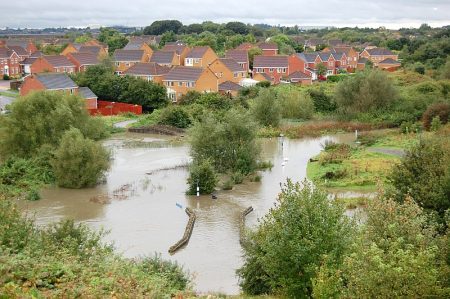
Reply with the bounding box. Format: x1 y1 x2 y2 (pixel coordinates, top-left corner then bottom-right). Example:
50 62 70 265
313 198 450 298
238 180 353 298
388 137 450 227
422 102 450 131
0 201 190 297
251 89 281 127
0 91 108 157
52 128 110 188
158 105 192 128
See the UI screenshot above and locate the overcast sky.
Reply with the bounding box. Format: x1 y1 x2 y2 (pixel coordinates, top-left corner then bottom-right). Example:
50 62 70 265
2 0 449 29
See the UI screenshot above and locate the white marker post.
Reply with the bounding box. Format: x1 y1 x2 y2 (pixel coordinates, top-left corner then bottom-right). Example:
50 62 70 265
196 181 200 197
355 129 358 140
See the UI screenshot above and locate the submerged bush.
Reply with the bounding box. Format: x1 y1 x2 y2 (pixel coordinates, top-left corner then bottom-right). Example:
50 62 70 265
251 89 281 127
277 89 315 119
187 159 218 195
51 128 110 188
422 103 450 131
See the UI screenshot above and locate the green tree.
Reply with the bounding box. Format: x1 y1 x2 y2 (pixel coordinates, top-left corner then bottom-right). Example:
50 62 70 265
159 31 176 47
51 128 110 188
334 69 398 116
316 62 327 77
189 109 260 174
186 159 218 195
143 20 183 35
277 89 315 119
0 91 107 158
158 105 191 128
98 27 127 53
225 22 249 35
119 76 168 111
388 138 450 226
313 198 450 298
238 180 353 298
248 47 262 69
251 89 281 127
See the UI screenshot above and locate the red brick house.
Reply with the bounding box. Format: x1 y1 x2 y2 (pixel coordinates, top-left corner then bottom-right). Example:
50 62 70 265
0 48 21 78
285 71 312 85
19 73 97 109
4 40 38 55
30 55 76 74
6 46 29 61
378 58 401 72
123 62 170 84
225 50 249 72
253 56 287 84
297 52 337 79
360 48 399 67
66 52 100 72
258 42 278 56
324 46 359 71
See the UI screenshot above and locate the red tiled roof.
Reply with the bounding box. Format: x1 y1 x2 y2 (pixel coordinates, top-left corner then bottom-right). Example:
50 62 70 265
79 45 103 55
162 44 187 55
7 45 28 56
288 71 311 80
219 81 242 91
186 46 210 59
258 42 278 50
379 58 400 65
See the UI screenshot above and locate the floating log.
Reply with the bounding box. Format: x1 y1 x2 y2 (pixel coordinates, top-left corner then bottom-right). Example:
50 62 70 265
239 206 254 245
168 207 196 254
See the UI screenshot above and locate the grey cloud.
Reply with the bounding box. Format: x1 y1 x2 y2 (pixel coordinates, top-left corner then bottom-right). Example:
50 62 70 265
1 0 449 28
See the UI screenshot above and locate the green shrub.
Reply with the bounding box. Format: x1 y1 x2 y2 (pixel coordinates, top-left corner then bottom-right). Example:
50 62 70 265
51 128 110 188
3 74 10 80
187 159 218 195
26 188 41 201
251 89 281 127
430 116 442 131
222 178 234 190
0 91 108 158
232 172 244 184
422 103 450 131
327 74 349 82
238 180 353 297
308 88 336 112
277 89 315 119
256 81 271 88
158 105 192 128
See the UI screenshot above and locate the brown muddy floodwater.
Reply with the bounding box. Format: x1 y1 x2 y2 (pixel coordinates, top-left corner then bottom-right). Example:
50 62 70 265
18 132 361 295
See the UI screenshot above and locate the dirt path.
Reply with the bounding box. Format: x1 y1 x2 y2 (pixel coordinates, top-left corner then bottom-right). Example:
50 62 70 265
113 119 138 128
368 147 405 157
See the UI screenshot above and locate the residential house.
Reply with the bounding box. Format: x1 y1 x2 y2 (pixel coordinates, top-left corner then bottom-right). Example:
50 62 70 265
78 45 108 57
61 43 82 56
150 51 179 66
253 72 273 84
4 40 38 55
6 46 29 61
113 49 149 73
225 50 249 72
123 62 170 84
62 42 108 57
66 52 100 72
184 46 218 68
129 35 161 47
19 73 97 109
258 42 278 56
324 46 359 70
253 54 306 84
0 48 21 78
285 71 312 85
328 39 344 47
331 52 348 73
30 55 76 74
297 52 337 79
208 58 247 84
357 57 369 70
123 40 153 60
20 51 43 74
377 58 401 72
235 42 254 51
218 81 242 97
162 43 190 66
360 48 399 66
162 66 218 102
305 39 325 51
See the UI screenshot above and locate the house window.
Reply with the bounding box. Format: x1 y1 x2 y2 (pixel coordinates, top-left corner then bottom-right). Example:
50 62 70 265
269 68 274 72
125 62 130 66
168 93 176 102
282 68 287 73
187 81 195 88
147 76 153 81
115 62 120 66
194 58 200 64
70 89 74 94
234 72 238 78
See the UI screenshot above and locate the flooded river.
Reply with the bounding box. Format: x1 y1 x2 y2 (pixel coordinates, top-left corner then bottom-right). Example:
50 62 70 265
18 132 359 295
